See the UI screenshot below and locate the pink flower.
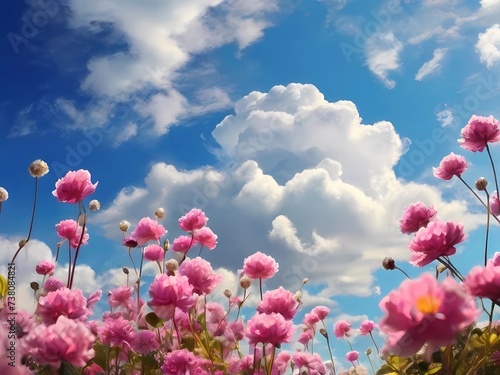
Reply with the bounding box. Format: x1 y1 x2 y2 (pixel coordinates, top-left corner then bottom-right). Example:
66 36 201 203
433 153 468 180
53 169 98 203
298 329 314 345
464 265 500 302
205 302 227 335
491 192 500 216
291 352 327 375
346 350 359 363
99 316 136 351
379 273 480 357
311 305 330 321
193 227 218 250
257 287 297 320
246 312 295 347
359 320 376 336
334 320 353 339
108 286 135 310
20 316 95 369
178 257 222 295
37 287 90 324
122 237 138 248
398 203 437 234
86 290 102 311
172 235 193 253
131 217 166 246
243 251 279 280
143 243 165 262
272 350 291 375
35 260 55 276
132 330 159 354
161 349 201 375
55 219 89 249
458 115 500 152
43 277 64 292
303 312 321 327
408 220 466 267
148 273 198 320
178 208 208 232
488 252 500 268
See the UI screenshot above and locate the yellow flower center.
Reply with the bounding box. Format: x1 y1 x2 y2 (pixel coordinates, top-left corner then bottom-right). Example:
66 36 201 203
416 295 441 314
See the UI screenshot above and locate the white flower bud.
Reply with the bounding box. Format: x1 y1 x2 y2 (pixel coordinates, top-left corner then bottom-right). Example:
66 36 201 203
89 199 100 211
166 259 179 272
239 275 252 289
155 208 165 219
28 160 49 177
119 220 130 232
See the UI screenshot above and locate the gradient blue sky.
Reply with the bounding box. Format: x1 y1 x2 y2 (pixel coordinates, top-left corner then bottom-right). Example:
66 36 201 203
1 0 500 370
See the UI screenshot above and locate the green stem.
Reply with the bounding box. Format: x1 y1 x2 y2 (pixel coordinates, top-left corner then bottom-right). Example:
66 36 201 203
484 190 491 266
486 144 500 199
458 175 500 225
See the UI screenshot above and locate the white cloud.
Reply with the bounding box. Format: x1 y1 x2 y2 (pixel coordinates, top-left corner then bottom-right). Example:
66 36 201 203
96 83 483 298
415 48 447 81
480 0 500 8
8 104 36 138
436 107 454 127
112 122 138 147
364 33 403 88
476 24 500 68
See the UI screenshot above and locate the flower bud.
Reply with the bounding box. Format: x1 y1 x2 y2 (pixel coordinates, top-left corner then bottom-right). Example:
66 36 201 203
29 160 49 178
30 281 39 291
382 256 396 270
319 328 328 338
436 263 447 273
240 275 252 289
0 187 8 202
166 259 179 272
475 177 488 191
119 220 130 232
155 208 165 219
224 289 232 298
19 238 27 249
77 214 85 226
366 348 372 356
163 239 170 252
293 290 303 303
89 199 100 211
122 267 129 275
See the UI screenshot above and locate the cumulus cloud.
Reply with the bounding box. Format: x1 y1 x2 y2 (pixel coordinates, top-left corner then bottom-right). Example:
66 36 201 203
436 107 454 127
476 24 500 68
364 33 403 88
415 48 447 81
95 83 483 300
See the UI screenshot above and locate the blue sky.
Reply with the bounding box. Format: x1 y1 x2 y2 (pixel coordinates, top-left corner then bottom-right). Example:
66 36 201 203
2 0 500 370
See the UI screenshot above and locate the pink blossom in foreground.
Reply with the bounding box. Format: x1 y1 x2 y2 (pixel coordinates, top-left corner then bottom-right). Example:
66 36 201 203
205 302 227 336
303 312 321 327
130 217 166 246
35 260 55 276
37 287 90 324
43 277 64 292
193 226 218 250
488 252 500 268
178 208 208 232
161 349 201 375
246 312 294 347
132 330 159 355
464 265 500 302
178 257 222 295
98 316 136 351
257 286 297 320
20 316 95 369
334 320 353 339
243 251 279 280
298 329 314 345
379 273 480 357
86 290 102 310
148 273 198 321
346 350 359 363
458 115 500 152
292 351 327 375
433 153 468 180
143 243 165 262
55 219 89 249
398 202 437 234
171 235 193 253
52 169 98 203
408 220 466 267
491 192 500 216
272 350 291 375
359 320 376 336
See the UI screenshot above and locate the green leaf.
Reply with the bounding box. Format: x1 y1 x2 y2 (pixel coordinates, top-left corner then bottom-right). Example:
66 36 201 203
375 364 399 375
58 361 79 375
424 365 443 375
145 312 164 328
0 274 7 298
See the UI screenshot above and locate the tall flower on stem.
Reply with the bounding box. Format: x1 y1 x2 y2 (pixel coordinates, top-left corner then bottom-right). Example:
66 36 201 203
52 169 98 204
243 251 279 300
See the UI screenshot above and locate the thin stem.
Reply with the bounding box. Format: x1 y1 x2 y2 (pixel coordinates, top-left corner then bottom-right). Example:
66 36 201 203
490 300 495 326
67 243 72 287
172 314 181 346
259 278 263 301
484 190 491 266
321 326 336 375
366 351 376 375
395 266 411 280
128 248 139 279
437 258 464 282
68 206 86 289
458 175 500 224
486 144 500 199
369 331 380 354
137 247 145 312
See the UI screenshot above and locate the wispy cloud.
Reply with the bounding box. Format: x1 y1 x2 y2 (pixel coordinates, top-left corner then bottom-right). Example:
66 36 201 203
436 107 454 127
8 103 36 138
364 33 403 89
415 48 447 81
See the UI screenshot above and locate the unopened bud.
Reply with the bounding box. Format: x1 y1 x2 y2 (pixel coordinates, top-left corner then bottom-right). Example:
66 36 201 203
224 289 232 298
240 275 252 289
382 256 396 270
293 290 303 302
302 278 309 285
166 259 179 272
319 328 328 338
30 281 39 291
476 177 488 191
163 239 170 252
366 348 372 356
77 214 85 226
119 220 130 232
436 263 447 273
0 187 8 202
155 208 165 219
122 267 129 275
19 238 27 249
89 199 100 211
